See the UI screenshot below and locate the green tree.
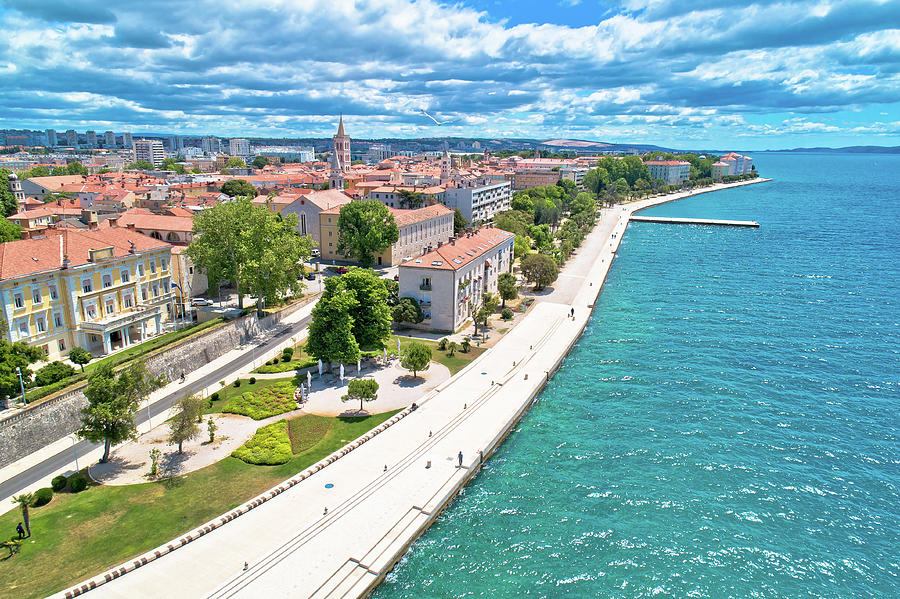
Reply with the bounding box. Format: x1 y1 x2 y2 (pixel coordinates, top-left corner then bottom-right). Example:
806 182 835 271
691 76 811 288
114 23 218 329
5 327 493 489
334 269 393 349
570 192 595 215
494 210 532 237
384 279 399 307
305 285 360 370
497 272 518 308
66 162 89 176
447 341 458 356
226 157 246 168
342 378 379 412
397 189 425 209
511 193 535 214
68 346 93 372
168 394 204 453
251 155 270 169
521 253 559 291
401 342 431 378
337 200 399 267
125 160 153 171
0 217 21 243
33 361 75 387
12 493 33 538
453 208 467 234
220 179 257 198
528 224 552 251
51 166 67 176
0 168 20 216
0 340 44 401
19 166 50 179
77 360 163 463
393 297 424 327
513 235 531 259
475 292 500 338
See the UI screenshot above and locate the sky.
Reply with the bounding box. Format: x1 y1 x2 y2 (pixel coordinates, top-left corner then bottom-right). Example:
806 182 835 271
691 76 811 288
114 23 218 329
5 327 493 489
1 0 899 150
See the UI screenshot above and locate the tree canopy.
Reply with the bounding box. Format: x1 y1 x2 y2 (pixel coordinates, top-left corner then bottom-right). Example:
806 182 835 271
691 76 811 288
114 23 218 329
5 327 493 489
453 208 467 234
251 155 270 169
393 297 424 326
0 168 18 216
168 395 204 453
497 272 518 308
125 160 153 171
521 253 559 291
306 283 361 368
68 347 93 372
220 179 257 198
339 268 393 349
0 340 44 401
337 200 399 267
226 157 246 168
0 217 21 243
342 378 378 412
401 342 431 378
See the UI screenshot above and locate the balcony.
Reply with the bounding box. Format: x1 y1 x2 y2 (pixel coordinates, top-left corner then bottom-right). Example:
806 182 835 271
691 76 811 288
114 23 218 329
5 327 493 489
139 290 175 307
419 284 432 291
80 306 161 333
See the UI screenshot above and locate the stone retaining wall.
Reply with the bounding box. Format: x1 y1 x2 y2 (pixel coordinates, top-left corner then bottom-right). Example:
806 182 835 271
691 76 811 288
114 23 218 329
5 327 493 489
0 298 311 469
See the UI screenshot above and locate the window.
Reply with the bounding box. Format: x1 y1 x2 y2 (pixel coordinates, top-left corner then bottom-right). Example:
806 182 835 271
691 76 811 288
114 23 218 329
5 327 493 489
328 231 332 237
161 258 168 271
36 316 46 332
85 305 97 320
141 288 149 301
13 293 24 309
149 261 157 274
138 263 145 277
123 294 133 309
18 321 28 338
32 288 42 304
53 312 63 328
152 285 159 297
58 339 66 352
102 274 112 288
49 284 58 300
121 269 130 283
82 279 93 293
105 299 115 315
188 266 194 275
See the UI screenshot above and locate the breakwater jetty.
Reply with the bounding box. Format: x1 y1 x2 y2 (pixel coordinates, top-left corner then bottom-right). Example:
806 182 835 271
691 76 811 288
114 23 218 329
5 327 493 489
630 215 759 227
57 177 770 599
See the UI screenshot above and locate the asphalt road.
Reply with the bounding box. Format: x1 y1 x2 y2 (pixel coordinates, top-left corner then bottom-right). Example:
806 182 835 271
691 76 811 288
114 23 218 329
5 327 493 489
0 312 313 501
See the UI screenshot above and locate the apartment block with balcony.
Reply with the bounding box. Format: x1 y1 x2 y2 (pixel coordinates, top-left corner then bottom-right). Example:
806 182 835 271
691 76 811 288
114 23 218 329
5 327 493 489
397 225 514 332
645 160 691 185
442 180 512 224
0 225 174 362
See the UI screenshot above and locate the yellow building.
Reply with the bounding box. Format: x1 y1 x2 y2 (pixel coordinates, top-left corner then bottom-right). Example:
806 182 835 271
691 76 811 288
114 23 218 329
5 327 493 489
0 223 174 361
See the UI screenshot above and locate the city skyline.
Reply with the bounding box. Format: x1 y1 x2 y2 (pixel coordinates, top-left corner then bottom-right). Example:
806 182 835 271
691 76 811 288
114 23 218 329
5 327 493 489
1 0 899 150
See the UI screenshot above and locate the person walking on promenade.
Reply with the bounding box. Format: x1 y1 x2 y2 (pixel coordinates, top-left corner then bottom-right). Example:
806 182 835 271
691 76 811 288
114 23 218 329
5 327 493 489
458 451 463 468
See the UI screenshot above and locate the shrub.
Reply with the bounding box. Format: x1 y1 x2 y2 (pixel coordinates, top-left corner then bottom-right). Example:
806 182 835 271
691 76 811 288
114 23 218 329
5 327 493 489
223 381 297 420
51 475 68 492
69 475 88 493
501 307 514 320
265 360 272 366
233 380 241 388
282 347 294 361
210 392 219 402
461 337 472 353
32 487 53 507
437 338 448 351
33 361 76 387
273 357 279 364
232 420 292 465
249 377 256 384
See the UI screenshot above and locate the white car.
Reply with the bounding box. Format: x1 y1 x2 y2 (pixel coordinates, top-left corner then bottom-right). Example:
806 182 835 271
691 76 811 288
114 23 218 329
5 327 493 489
191 298 214 306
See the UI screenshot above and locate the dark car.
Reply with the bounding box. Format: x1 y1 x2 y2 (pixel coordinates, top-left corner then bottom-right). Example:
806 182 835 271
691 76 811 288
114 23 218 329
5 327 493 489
305 272 316 280
393 274 399 281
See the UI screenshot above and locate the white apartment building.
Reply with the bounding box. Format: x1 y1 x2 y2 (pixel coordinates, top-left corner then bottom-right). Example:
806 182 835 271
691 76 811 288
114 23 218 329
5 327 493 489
229 138 250 158
133 139 165 167
559 166 590 189
719 152 754 175
442 180 512 224
398 226 514 332
201 136 220 155
104 131 116 147
644 160 691 185
122 132 133 148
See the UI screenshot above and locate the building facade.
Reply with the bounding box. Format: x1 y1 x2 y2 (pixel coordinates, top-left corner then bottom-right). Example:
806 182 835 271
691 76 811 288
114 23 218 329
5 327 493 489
229 138 250 158
133 139 165 167
442 180 512 223
0 225 174 362
512 169 561 190
397 226 514 332
280 189 351 245
645 160 691 185
719 152 754 175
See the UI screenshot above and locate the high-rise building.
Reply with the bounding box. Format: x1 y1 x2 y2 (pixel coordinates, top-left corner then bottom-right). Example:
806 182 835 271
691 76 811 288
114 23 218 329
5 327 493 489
122 132 133 148
173 135 184 153
104 131 116 147
229 138 250 158
133 139 165 167
85 130 97 148
65 129 78 147
333 116 351 172
201 136 220 154
46 129 57 147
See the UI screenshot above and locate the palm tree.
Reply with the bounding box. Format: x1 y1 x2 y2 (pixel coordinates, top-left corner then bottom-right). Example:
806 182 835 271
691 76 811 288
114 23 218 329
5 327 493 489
12 493 33 538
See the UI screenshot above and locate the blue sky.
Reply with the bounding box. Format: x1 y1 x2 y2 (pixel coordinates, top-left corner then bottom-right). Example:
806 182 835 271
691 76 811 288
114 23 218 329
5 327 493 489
1 0 899 150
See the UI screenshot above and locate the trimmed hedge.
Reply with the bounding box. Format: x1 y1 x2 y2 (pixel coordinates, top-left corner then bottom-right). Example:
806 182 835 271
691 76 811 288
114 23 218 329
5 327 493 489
231 420 292 465
51 475 67 492
32 487 53 507
69 475 88 493
222 381 296 420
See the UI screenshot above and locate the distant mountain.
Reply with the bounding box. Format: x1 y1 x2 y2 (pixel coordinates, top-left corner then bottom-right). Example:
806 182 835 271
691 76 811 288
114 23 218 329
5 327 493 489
766 145 900 154
540 139 611 148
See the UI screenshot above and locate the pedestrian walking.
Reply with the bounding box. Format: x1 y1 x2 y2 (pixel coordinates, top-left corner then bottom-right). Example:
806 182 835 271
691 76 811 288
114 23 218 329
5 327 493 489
458 451 463 468
16 522 24 539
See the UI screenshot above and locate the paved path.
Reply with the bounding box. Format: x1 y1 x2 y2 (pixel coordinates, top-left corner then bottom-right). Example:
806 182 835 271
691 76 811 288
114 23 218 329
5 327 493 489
54 179 769 599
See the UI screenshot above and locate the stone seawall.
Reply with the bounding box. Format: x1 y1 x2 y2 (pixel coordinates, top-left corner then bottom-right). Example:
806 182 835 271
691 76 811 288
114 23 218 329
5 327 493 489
0 298 310 470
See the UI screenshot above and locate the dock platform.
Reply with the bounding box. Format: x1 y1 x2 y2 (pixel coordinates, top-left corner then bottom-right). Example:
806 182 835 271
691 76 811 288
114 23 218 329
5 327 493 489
630 215 759 227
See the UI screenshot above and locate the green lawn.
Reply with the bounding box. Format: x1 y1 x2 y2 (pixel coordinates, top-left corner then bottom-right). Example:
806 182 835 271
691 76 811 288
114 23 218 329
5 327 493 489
287 415 333 454
0 410 400 599
253 342 317 374
389 334 484 376
204 376 293 415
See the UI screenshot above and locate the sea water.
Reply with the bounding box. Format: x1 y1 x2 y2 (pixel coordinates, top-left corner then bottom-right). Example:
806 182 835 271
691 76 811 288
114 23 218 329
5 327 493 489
372 153 899 598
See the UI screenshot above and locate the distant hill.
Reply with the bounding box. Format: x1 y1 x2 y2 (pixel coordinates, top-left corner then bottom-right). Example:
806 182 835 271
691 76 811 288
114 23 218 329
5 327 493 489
540 139 611 148
766 145 900 154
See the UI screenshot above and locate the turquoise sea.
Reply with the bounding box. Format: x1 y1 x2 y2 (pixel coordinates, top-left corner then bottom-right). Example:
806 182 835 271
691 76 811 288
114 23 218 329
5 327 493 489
372 153 899 598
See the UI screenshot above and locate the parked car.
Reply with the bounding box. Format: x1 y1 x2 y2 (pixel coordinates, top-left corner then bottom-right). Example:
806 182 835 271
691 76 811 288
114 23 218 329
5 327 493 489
305 272 316 280
337 266 348 274
393 274 399 281
191 298 213 306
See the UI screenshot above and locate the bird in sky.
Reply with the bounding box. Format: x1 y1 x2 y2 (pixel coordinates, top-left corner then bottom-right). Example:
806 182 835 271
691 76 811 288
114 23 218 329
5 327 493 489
421 109 460 126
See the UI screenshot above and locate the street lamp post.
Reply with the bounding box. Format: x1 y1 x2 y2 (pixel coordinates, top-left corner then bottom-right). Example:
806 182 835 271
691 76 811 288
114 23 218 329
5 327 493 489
69 434 79 473
15 366 26 406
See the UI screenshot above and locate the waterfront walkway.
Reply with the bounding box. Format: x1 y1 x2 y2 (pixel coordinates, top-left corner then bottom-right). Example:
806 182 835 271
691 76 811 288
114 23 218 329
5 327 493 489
57 178 769 599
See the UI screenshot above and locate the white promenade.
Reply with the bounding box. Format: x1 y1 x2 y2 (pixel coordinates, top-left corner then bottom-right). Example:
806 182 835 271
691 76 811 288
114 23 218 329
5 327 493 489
57 178 768 599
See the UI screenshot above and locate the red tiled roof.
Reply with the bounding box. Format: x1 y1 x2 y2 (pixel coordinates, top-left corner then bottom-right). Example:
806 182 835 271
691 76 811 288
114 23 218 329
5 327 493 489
0 226 170 280
401 226 513 271
643 160 691 166
117 209 194 233
393 204 453 228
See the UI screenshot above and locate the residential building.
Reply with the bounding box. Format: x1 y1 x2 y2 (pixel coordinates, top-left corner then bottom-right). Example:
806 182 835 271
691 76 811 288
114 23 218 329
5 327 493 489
46 129 57 147
333 116 351 172
364 144 393 163
229 138 250 158
200 136 220 155
85 131 97 148
319 203 454 267
65 129 78 147
280 189 351 244
19 175 85 202
254 146 315 163
711 161 729 181
104 130 116 148
133 139 165 167
0 225 174 362
559 166 590 189
122 132 133 148
512 168 560 190
719 152 754 175
645 160 691 185
366 185 445 208
397 226 515 332
442 180 512 223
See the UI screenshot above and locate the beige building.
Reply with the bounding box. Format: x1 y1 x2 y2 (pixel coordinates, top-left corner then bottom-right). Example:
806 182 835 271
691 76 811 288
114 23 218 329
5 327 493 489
512 169 560 190
645 160 691 185
281 189 351 245
397 226 515 332
319 203 454 267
